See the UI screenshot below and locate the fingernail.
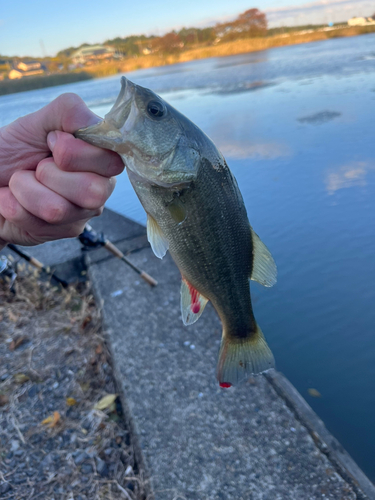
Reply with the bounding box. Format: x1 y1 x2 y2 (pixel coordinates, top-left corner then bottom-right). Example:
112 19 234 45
85 114 102 127
47 131 57 151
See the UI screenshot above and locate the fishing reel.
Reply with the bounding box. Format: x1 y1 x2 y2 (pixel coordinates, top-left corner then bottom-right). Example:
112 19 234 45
78 224 106 250
0 255 17 293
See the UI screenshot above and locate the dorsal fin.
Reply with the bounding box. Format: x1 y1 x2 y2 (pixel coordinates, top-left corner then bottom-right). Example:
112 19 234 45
147 214 169 259
250 228 277 287
180 278 209 325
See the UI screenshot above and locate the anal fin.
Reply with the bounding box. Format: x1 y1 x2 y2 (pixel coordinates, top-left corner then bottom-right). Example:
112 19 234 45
180 278 208 325
147 214 169 259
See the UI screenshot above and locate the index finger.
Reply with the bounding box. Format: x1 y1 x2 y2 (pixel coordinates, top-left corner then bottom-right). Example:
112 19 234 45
48 130 124 177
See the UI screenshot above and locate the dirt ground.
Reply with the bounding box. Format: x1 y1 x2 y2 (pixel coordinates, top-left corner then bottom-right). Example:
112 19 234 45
0 260 149 500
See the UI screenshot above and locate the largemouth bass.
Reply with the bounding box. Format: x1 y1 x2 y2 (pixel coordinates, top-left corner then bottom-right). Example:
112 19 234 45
75 77 277 386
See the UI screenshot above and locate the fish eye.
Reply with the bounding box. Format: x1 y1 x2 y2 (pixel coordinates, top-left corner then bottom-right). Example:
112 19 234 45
147 100 165 119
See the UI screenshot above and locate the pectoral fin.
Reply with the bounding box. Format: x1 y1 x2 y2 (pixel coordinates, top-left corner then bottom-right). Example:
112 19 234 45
180 279 209 325
168 198 186 224
147 214 169 259
250 228 277 287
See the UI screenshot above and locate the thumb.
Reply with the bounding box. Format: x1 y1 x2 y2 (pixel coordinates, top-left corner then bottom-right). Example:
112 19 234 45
20 93 101 138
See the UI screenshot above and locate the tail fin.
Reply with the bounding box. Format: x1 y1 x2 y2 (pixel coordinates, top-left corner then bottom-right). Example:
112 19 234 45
216 324 275 387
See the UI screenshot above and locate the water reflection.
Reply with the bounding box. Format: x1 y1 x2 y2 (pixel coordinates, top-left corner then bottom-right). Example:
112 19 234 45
325 162 374 194
214 52 268 68
298 110 342 125
208 81 276 95
218 139 290 160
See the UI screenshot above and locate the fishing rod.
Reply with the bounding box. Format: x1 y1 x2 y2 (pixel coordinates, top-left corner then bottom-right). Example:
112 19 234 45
79 224 158 287
7 244 68 288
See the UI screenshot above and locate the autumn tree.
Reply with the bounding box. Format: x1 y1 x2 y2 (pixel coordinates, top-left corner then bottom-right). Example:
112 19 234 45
234 8 267 36
151 32 183 54
215 8 267 41
178 27 216 45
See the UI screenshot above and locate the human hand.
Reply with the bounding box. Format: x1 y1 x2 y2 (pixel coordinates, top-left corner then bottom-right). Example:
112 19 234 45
0 93 124 248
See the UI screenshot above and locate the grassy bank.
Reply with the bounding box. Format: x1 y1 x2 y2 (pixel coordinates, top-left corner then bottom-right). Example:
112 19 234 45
2 25 375 95
0 71 93 96
81 25 375 78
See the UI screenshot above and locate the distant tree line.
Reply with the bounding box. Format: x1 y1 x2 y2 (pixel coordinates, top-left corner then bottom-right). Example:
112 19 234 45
56 8 268 59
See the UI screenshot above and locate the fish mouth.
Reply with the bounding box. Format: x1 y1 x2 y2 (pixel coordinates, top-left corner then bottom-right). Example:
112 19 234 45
74 77 135 151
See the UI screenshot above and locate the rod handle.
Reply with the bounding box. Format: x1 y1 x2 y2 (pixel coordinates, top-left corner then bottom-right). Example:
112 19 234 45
140 271 158 287
104 240 124 258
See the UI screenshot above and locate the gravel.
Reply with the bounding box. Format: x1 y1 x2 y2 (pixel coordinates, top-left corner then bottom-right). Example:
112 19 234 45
0 268 149 500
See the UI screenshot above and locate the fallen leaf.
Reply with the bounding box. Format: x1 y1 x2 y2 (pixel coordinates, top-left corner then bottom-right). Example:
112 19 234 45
308 388 322 398
94 394 118 410
42 411 61 427
8 310 18 322
9 336 29 351
81 315 92 329
66 397 77 406
79 382 90 392
0 394 9 406
14 373 30 384
95 344 103 355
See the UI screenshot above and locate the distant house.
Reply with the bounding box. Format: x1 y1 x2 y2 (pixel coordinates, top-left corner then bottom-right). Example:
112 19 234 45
9 60 46 80
348 17 375 27
0 60 10 70
70 45 116 65
0 60 10 80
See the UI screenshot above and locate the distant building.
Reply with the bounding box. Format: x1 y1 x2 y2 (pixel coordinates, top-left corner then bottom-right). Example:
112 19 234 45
0 60 10 70
348 17 375 27
0 60 10 80
70 45 116 65
9 60 46 80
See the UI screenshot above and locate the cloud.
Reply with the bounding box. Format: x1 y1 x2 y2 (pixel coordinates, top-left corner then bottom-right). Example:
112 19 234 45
265 0 375 27
219 140 291 160
325 161 375 194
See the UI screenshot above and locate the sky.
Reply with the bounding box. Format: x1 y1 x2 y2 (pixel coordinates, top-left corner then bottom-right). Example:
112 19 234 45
0 0 374 58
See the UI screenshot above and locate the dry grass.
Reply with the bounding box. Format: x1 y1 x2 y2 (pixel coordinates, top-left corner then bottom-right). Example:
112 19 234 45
83 25 375 79
0 262 151 500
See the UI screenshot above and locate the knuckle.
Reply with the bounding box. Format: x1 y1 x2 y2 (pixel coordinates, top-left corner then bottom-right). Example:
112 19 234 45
55 93 84 113
84 178 108 208
94 206 104 217
41 202 67 224
3 195 20 221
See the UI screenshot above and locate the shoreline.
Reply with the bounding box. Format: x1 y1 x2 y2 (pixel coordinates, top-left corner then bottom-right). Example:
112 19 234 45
1 25 375 96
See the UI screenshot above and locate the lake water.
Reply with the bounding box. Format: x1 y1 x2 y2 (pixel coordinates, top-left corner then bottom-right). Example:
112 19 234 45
1 34 375 480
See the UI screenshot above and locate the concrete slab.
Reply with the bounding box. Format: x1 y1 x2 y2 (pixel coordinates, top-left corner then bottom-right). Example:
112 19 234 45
88 244 374 500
